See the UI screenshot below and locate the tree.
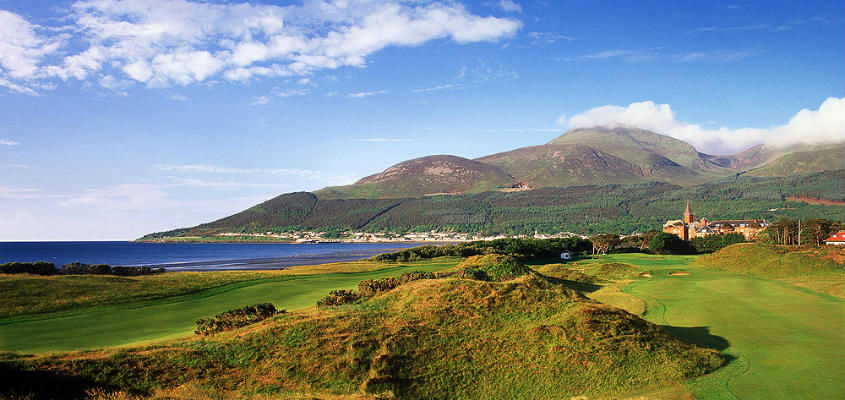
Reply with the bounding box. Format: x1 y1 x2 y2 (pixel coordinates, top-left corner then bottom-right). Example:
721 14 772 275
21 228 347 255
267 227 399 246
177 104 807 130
590 233 621 255
648 232 693 255
801 218 835 246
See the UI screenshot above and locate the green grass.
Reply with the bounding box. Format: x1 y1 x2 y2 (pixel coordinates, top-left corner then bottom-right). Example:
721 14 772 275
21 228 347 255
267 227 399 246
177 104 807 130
0 260 457 354
3 270 723 400
584 251 845 399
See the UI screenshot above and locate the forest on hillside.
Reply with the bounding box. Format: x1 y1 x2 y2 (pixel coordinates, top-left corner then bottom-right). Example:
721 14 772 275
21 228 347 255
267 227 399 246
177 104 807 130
142 169 845 238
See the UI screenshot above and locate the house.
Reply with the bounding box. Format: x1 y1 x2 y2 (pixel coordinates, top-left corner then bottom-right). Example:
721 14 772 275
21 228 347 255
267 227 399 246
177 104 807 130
662 201 769 241
824 230 845 246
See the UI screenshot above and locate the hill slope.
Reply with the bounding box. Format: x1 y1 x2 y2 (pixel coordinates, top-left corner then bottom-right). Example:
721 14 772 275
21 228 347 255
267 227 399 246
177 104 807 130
316 155 514 199
748 144 845 177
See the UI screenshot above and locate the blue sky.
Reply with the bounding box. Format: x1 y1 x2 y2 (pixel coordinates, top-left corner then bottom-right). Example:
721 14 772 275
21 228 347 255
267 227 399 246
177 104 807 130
1 0 843 240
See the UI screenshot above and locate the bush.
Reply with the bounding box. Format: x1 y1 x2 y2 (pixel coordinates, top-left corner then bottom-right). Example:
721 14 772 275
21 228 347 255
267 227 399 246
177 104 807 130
0 261 57 275
195 303 281 335
316 289 360 306
59 263 165 276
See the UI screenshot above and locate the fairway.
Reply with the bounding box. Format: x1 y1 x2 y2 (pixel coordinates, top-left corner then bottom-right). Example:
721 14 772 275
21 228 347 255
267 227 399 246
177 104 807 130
0 262 455 353
584 254 845 400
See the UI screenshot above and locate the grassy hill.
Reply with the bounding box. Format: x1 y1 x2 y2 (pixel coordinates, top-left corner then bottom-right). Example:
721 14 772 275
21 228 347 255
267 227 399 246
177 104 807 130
316 155 514 199
1 264 724 399
693 242 845 297
142 169 845 239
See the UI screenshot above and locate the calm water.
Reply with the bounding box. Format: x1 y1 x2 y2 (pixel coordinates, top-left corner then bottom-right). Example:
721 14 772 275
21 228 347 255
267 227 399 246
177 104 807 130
0 241 421 271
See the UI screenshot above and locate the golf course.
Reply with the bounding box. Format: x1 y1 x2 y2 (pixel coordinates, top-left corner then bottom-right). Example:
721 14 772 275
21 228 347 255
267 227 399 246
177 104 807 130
1 243 843 399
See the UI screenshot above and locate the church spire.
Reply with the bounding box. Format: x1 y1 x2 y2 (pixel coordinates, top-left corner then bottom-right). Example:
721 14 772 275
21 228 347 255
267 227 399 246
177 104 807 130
683 201 695 224
684 200 692 216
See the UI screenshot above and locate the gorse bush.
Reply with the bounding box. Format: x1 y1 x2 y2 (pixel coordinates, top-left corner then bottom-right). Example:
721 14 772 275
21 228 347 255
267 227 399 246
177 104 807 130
357 271 436 297
195 303 281 335
316 289 360 306
0 261 58 275
690 233 746 253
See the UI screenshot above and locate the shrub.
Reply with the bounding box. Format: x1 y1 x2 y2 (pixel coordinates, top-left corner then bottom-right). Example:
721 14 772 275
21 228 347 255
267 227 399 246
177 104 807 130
0 261 57 275
195 303 281 335
316 289 360 306
358 277 399 297
59 263 164 276
691 233 746 253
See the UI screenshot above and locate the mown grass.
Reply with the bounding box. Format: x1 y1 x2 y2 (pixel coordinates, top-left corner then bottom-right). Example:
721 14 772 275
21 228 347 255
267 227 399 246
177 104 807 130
2 271 723 400
592 248 845 400
0 259 458 353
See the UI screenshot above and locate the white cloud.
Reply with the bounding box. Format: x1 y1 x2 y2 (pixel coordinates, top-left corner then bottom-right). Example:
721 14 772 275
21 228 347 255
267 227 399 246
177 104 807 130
249 95 270 105
0 1 521 94
498 0 522 13
412 83 461 93
157 163 327 179
353 138 413 142
566 47 756 64
347 89 387 98
0 139 19 146
563 97 845 154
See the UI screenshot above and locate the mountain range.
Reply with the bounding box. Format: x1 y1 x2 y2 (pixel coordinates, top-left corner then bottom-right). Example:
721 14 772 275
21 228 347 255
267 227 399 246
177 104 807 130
142 127 844 238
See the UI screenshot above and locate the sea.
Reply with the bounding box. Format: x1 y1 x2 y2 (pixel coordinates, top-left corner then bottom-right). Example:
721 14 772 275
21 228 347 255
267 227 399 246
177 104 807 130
0 241 423 271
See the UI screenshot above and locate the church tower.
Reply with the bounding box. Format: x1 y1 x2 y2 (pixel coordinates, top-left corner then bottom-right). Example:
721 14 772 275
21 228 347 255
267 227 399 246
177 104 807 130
681 201 694 240
683 201 694 223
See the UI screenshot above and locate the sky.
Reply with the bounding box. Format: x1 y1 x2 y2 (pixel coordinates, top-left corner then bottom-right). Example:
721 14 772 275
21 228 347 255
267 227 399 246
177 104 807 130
0 0 843 241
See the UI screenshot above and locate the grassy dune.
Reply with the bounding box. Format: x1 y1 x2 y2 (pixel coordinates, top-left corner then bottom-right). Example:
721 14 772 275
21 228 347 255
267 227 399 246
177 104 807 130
693 243 845 297
2 266 722 399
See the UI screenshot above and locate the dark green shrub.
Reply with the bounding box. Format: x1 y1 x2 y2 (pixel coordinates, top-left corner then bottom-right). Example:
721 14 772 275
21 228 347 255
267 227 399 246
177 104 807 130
195 303 281 335
317 289 360 306
0 261 57 275
358 277 399 297
89 264 113 275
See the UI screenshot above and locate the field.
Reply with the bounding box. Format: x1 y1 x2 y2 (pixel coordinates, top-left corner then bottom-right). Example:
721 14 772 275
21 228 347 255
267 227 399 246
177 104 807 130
0 259 459 353
1 246 843 399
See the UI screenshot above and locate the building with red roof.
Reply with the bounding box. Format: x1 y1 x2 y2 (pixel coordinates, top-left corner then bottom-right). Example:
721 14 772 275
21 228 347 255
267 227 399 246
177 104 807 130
824 230 845 246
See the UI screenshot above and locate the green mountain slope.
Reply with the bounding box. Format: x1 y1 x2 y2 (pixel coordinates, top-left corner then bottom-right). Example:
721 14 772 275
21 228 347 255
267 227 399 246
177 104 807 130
549 127 709 168
316 155 514 199
748 144 845 177
142 169 845 239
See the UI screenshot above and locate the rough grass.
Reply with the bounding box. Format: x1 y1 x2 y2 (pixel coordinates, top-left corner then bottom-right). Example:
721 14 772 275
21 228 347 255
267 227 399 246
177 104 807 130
454 254 531 281
694 243 845 297
1 272 723 400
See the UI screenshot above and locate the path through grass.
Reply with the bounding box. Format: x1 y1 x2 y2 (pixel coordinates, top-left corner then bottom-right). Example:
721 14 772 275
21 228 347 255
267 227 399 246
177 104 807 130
580 253 844 399
0 261 456 353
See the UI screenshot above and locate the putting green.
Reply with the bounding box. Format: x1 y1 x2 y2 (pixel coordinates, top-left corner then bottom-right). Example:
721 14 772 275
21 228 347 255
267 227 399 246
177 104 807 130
588 254 845 400
0 263 454 354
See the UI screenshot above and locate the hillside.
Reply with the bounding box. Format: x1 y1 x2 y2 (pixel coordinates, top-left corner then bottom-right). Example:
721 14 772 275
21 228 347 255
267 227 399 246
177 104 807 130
142 169 845 239
693 242 845 297
476 143 659 187
748 144 845 177
2 265 724 399
316 155 514 199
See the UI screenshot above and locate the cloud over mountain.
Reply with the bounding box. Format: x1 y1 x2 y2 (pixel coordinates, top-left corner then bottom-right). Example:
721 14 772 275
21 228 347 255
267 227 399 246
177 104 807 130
0 0 521 94
564 97 845 154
